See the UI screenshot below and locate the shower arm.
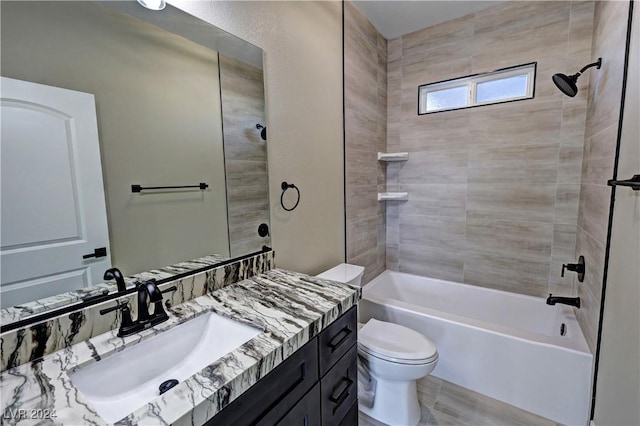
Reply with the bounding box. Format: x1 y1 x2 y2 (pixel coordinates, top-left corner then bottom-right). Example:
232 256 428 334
578 58 603 75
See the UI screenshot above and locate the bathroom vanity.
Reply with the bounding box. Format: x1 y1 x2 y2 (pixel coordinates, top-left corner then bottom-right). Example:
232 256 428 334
209 307 358 426
0 270 360 425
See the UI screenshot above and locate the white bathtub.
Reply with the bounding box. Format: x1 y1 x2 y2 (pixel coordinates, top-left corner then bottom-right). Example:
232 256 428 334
358 270 593 426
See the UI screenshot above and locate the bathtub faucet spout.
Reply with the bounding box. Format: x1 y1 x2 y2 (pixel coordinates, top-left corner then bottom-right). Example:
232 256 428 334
546 294 580 308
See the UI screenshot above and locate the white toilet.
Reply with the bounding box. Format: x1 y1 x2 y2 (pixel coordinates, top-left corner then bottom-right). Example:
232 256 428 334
317 264 439 426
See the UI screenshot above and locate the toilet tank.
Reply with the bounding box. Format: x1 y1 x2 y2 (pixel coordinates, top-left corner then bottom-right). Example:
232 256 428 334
316 263 365 286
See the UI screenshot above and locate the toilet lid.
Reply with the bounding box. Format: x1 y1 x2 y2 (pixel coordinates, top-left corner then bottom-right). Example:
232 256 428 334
358 319 437 362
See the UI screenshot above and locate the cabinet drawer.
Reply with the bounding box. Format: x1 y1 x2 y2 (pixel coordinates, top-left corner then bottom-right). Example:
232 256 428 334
272 384 321 426
320 346 358 426
207 338 319 426
318 307 357 376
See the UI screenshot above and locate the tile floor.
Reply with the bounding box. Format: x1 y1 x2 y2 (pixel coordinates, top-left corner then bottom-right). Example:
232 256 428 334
358 375 562 426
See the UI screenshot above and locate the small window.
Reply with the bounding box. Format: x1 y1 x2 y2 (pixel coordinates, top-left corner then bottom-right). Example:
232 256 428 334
418 63 536 114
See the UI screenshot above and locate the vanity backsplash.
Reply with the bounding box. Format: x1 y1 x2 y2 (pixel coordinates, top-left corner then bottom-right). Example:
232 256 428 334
0 250 274 371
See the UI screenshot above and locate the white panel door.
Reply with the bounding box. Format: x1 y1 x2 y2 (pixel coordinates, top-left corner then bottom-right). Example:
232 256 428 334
1 77 111 308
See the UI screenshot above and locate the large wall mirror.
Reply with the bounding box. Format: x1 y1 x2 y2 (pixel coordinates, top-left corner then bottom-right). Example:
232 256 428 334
0 1 270 326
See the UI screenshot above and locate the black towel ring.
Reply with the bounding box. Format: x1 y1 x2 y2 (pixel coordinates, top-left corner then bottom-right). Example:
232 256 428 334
280 181 300 211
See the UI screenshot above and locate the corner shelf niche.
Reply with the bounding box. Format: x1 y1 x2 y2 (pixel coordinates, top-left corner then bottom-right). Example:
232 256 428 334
377 152 409 162
378 152 409 201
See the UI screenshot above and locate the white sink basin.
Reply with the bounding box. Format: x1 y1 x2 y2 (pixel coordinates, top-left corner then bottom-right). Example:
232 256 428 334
69 312 262 423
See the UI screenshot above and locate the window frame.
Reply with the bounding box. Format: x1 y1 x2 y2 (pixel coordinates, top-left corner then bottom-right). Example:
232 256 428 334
417 62 537 115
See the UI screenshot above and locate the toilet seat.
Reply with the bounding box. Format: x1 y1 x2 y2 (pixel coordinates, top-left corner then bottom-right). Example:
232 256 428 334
358 319 438 364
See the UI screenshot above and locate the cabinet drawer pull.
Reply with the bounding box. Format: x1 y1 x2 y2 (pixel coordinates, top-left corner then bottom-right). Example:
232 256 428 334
329 377 353 408
328 327 352 351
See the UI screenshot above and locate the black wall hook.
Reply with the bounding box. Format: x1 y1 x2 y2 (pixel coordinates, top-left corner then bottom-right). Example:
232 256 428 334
280 181 300 211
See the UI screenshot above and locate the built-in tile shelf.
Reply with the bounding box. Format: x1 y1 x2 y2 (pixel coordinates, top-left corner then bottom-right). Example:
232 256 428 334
377 152 409 162
378 192 408 201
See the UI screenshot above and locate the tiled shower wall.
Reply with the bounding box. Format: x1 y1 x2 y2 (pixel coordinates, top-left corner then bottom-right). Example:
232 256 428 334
219 55 271 257
385 1 595 297
574 1 630 353
344 2 387 284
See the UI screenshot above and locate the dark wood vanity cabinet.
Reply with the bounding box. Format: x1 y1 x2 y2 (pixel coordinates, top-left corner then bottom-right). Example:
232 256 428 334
206 306 358 426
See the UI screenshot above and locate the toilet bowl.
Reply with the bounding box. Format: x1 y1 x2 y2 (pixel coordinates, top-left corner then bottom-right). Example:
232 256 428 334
317 264 439 426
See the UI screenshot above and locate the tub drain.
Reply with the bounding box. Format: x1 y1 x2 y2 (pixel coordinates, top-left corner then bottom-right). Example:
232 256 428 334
159 379 179 395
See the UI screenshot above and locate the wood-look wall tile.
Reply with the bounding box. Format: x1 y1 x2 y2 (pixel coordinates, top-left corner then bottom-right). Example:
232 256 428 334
555 184 581 225
472 18 570 72
402 14 473 57
469 100 563 146
225 160 268 188
567 1 596 66
582 123 617 185
552 223 578 259
346 147 378 186
386 204 399 245
585 1 628 138
577 183 611 244
473 1 569 38
399 243 464 283
227 184 269 213
467 183 556 223
386 242 399 271
396 112 471 152
399 184 467 218
345 109 379 152
346 72 378 116
387 36 402 62
398 149 468 184
349 245 379 284
575 225 606 352
402 57 473 90
463 250 550 296
561 100 588 144
575 226 605 353
466 219 553 259
346 183 378 222
347 216 378 260
399 215 466 251
403 41 471 71
558 143 585 184
575 279 600 353
468 143 559 184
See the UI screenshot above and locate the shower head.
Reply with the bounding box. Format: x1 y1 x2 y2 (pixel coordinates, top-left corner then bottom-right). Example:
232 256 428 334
552 58 602 97
552 73 579 97
256 123 267 141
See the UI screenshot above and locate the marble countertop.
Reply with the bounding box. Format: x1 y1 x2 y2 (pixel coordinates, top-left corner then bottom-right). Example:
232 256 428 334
1 269 360 425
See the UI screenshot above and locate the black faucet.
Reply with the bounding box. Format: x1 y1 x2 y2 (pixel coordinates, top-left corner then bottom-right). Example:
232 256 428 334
99 280 177 337
103 267 127 292
546 294 581 308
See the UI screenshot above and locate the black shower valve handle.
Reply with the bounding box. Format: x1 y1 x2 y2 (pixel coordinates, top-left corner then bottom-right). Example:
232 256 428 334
561 256 586 282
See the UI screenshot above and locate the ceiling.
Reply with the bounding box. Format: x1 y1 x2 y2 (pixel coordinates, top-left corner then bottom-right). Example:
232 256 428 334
352 1 504 40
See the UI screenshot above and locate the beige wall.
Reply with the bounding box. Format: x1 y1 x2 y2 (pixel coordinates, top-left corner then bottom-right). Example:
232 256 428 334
1 1 230 275
173 1 345 274
594 4 639 424
385 1 594 297
344 2 387 284
575 0 631 353
219 55 270 257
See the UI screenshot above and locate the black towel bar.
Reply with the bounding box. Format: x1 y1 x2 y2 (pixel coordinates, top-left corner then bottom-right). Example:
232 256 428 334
607 175 640 191
132 183 208 193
